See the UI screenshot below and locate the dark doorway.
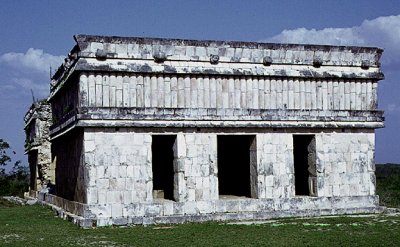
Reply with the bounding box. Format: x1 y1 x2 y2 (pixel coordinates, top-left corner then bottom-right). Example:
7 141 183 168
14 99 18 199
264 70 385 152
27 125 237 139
217 135 255 198
28 150 38 191
152 135 176 200
293 135 317 196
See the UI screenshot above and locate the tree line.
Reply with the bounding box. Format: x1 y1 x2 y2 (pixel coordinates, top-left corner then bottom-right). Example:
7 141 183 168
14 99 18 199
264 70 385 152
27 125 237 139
0 138 29 197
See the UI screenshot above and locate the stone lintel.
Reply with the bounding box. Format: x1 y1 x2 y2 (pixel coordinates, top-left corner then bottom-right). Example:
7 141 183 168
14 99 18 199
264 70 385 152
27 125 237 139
49 118 383 138
75 119 384 129
48 107 384 137
77 107 384 122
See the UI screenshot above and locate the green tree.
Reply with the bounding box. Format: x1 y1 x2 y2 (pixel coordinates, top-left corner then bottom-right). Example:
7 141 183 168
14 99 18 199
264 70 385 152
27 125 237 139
0 139 29 196
0 139 12 176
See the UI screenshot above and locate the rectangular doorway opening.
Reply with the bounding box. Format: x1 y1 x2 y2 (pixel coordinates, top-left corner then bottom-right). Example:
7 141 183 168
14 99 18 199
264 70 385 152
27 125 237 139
28 150 38 191
217 135 255 198
293 135 317 196
152 135 176 201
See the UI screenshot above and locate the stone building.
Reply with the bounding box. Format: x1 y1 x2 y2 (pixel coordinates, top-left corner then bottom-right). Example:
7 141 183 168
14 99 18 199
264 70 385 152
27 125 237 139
33 34 385 227
24 101 53 197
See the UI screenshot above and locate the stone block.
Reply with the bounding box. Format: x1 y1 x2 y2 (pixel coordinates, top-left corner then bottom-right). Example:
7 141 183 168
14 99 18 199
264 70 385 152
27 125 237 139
96 178 109 189
106 191 122 204
105 166 119 178
265 175 274 187
196 201 213 214
124 203 144 217
98 191 107 204
195 189 203 200
111 203 123 218
96 217 112 227
163 201 174 216
332 185 340 196
145 203 163 216
123 191 132 204
239 200 259 212
87 188 98 204
176 135 186 157
109 178 126 190
202 188 210 200
113 217 128 226
90 204 112 218
188 189 196 201
183 201 198 215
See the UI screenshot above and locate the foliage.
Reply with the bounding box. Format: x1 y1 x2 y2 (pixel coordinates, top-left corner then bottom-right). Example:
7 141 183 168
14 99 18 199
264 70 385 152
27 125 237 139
0 139 12 175
0 164 29 197
0 139 29 197
0 201 400 246
376 164 400 208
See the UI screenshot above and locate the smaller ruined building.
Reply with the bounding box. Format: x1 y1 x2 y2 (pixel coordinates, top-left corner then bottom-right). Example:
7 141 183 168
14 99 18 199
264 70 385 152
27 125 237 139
24 101 53 197
26 35 385 227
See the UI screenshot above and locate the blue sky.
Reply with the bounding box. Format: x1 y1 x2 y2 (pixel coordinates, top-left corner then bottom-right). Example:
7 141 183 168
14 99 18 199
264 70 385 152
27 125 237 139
0 0 399 168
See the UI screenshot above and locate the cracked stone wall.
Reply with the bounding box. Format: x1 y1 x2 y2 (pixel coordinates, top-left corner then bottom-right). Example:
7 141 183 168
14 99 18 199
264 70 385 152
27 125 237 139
256 133 295 199
173 134 218 202
73 129 378 223
24 102 53 194
316 131 376 197
84 129 153 218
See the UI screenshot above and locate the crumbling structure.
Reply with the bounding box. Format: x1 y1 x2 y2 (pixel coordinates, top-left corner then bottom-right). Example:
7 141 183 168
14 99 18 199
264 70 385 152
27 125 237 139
28 35 385 227
24 101 53 197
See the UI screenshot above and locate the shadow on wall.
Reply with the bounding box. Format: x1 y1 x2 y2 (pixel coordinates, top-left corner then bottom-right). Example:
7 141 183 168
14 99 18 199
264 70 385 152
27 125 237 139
53 130 85 203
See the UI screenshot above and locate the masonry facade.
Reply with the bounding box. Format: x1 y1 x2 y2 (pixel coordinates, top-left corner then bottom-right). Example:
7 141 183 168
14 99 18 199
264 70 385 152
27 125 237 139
24 101 53 196
32 35 385 227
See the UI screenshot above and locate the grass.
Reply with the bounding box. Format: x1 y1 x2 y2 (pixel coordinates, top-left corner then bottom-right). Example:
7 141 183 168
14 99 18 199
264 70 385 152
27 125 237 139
1 199 400 246
376 164 400 208
0 164 399 246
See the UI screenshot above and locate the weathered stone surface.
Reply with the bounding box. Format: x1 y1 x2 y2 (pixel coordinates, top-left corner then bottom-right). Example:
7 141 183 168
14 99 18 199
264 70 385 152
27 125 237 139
24 101 53 194
27 35 386 227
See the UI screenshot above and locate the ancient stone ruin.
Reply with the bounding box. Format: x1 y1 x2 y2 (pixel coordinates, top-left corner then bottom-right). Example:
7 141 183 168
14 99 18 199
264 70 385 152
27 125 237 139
24 101 53 197
25 34 385 227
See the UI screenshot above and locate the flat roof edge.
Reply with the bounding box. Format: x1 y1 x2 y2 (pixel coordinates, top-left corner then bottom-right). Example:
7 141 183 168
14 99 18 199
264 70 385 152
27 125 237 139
73 34 383 53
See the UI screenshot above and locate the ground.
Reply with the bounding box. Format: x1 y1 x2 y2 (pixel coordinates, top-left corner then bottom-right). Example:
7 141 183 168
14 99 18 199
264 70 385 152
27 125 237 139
1 199 400 246
0 164 399 246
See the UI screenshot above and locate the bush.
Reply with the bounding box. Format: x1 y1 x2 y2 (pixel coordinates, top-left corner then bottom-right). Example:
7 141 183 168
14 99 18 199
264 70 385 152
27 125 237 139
0 139 29 197
376 164 400 208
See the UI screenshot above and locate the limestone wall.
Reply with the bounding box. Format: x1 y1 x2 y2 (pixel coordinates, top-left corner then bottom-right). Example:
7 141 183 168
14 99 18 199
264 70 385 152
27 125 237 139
256 133 295 198
24 102 53 192
79 128 377 221
316 132 376 197
84 129 153 218
78 73 377 111
174 134 218 202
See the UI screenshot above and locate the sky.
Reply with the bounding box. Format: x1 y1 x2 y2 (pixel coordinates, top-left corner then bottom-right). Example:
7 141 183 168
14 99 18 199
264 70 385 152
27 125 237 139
0 0 399 169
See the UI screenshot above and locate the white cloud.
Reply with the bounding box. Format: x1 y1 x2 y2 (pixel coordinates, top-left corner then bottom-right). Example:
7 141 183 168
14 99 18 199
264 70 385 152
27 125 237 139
266 15 400 69
0 48 64 75
0 48 63 101
13 78 49 98
387 104 400 112
0 77 49 101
